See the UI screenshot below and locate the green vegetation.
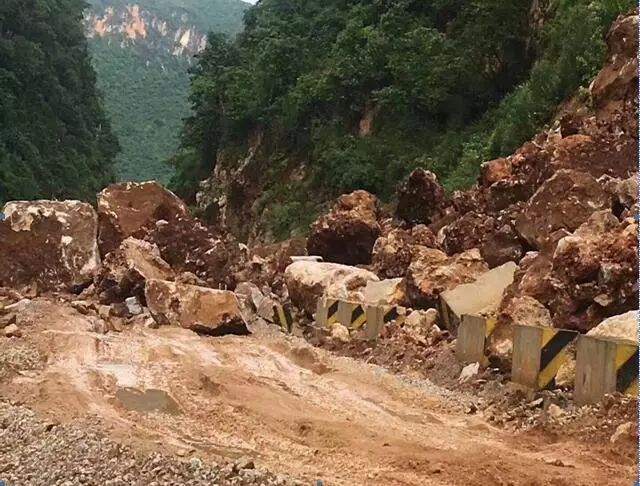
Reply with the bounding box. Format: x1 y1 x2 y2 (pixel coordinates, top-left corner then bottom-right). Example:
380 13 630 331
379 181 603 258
87 0 248 183
89 41 191 182
172 0 634 237
0 0 118 202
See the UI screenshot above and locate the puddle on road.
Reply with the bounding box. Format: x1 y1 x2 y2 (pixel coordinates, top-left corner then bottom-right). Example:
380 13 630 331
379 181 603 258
116 387 181 415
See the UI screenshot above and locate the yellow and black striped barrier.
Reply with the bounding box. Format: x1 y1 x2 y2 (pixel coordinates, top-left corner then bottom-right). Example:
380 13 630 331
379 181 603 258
574 335 638 405
456 315 497 365
315 298 406 339
272 304 294 334
511 325 578 390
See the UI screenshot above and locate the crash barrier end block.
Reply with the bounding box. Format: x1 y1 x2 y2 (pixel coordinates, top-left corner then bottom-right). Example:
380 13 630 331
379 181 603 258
456 314 497 365
315 298 406 339
512 325 578 390
574 335 638 405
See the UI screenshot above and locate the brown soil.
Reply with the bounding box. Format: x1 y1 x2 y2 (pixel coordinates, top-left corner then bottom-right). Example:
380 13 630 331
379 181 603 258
1 298 636 486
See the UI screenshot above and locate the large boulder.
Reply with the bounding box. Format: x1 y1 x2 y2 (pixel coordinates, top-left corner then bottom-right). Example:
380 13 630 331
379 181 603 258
549 134 636 180
404 248 488 309
284 261 379 314
97 182 190 256
514 170 610 250
549 211 637 331
590 10 638 134
479 158 512 187
143 217 247 290
95 238 175 304
145 279 249 336
362 278 405 306
371 226 437 278
440 262 517 332
496 210 638 334
587 310 637 342
0 200 100 291
307 190 381 265
396 169 448 225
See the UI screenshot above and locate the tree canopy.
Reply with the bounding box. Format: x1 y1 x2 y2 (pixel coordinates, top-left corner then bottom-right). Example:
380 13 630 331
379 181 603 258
172 0 634 233
0 0 119 202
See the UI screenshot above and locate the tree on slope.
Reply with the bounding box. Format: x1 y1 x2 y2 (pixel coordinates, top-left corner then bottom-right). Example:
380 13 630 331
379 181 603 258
0 0 119 203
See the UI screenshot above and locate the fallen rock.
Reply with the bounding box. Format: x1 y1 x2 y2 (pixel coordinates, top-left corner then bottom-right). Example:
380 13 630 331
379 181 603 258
97 182 190 256
587 310 637 342
0 200 100 291
363 278 405 306
284 261 379 314
610 422 634 444
546 403 565 419
440 262 517 333
96 238 175 304
591 11 638 134
500 296 553 328
372 226 437 278
515 170 610 250
144 218 246 291
480 158 512 186
0 312 17 329
404 309 439 339
404 248 488 309
396 169 449 224
549 211 637 331
307 190 381 265
330 323 350 342
458 362 480 384
145 279 249 336
124 296 143 316
2 323 21 338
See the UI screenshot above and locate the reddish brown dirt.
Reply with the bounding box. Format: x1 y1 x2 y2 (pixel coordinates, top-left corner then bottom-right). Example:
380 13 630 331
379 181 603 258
0 298 636 486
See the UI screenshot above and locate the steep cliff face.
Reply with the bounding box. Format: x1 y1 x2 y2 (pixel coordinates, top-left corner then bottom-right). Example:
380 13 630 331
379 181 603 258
85 2 211 61
84 0 248 183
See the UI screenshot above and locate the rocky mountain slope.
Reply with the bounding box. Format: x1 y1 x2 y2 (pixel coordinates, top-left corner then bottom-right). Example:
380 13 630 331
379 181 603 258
174 0 634 243
85 0 249 182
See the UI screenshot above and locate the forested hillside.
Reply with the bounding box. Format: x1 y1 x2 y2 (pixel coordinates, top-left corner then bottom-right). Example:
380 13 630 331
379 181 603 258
85 0 249 183
173 0 635 239
0 0 118 202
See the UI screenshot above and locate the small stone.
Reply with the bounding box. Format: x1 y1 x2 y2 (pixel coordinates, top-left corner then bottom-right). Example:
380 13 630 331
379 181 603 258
458 362 480 383
610 422 633 444
529 398 544 408
330 323 350 343
546 403 564 419
124 297 143 316
3 323 21 338
234 456 255 471
0 312 17 329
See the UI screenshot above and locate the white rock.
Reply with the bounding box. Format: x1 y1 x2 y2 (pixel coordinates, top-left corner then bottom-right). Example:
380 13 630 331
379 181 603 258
284 261 379 314
587 310 637 342
458 362 480 383
610 422 633 444
124 297 143 316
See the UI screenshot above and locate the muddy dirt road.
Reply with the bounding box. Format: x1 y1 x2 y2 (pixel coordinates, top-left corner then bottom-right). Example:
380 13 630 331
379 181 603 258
0 300 635 485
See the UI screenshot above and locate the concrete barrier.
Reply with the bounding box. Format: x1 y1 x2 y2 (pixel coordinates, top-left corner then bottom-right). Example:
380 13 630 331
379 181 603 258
315 298 406 340
574 335 638 405
511 325 578 390
456 315 497 365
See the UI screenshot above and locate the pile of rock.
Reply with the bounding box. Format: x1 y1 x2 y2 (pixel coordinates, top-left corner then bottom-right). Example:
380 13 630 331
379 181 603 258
297 10 639 357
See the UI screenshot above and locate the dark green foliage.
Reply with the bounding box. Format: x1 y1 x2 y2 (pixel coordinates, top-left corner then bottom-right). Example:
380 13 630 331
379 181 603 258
87 0 248 184
0 0 119 203
89 40 191 183
173 0 634 237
